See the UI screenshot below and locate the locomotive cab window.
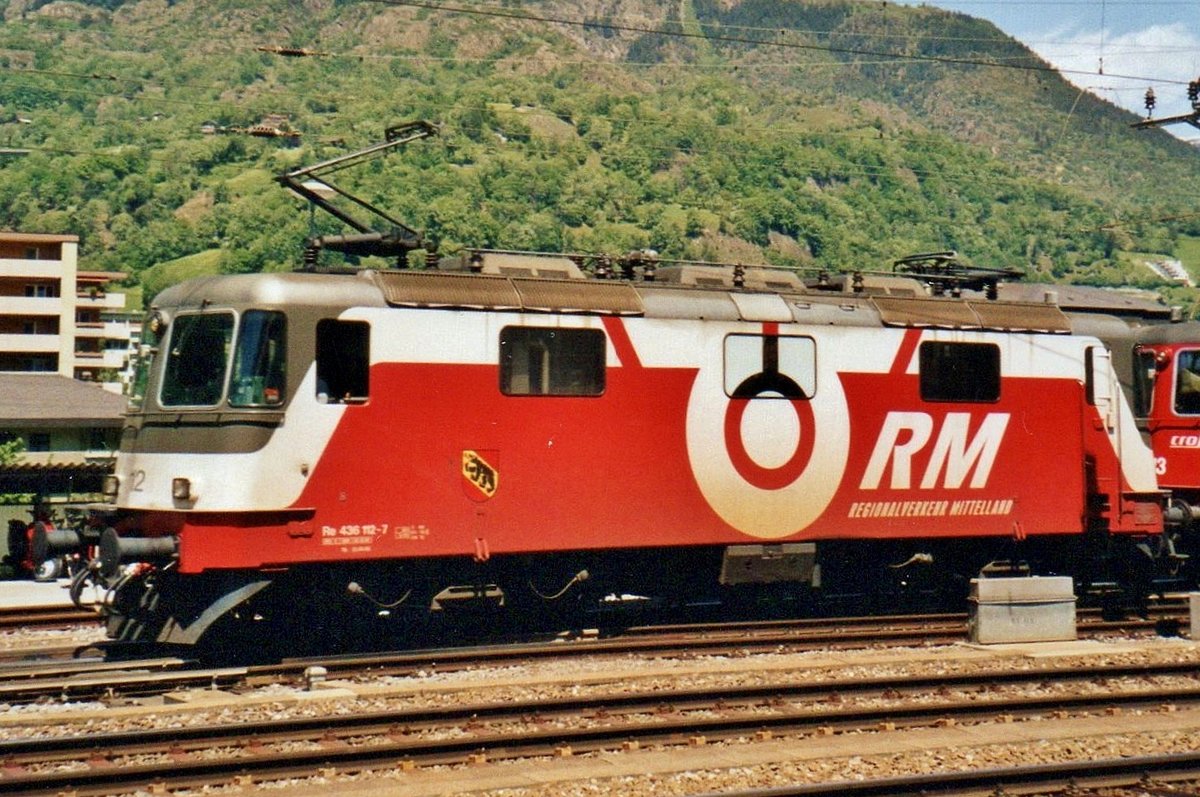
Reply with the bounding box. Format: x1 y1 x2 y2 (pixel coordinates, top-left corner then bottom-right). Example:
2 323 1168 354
160 312 234 407
316 320 369 403
1175 350 1200 415
723 334 815 399
919 341 1000 402
230 310 286 407
1132 348 1156 417
500 327 605 396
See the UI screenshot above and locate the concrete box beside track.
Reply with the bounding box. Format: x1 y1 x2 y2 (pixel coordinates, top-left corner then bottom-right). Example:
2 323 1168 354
968 576 1076 644
1191 593 1200 641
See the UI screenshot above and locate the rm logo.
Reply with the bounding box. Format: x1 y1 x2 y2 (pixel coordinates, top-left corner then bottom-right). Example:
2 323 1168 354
860 412 1010 490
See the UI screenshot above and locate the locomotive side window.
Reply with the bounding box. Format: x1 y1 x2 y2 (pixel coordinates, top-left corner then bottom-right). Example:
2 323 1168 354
499 327 605 396
159 312 234 407
1132 349 1156 417
229 311 286 407
1175 350 1200 415
723 334 815 399
919 341 1000 402
316 320 369 403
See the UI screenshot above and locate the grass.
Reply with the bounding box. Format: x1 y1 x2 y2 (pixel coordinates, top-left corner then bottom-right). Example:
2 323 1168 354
1175 235 1200 281
139 249 225 300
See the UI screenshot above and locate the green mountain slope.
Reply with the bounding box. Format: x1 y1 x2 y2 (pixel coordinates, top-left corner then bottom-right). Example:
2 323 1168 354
0 0 1197 302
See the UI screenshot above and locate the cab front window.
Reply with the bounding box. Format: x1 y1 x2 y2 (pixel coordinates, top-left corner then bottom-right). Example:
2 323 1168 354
230 311 286 407
159 312 234 407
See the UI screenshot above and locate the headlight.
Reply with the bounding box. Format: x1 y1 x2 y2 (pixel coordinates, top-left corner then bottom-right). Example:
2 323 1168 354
102 474 119 499
172 477 192 501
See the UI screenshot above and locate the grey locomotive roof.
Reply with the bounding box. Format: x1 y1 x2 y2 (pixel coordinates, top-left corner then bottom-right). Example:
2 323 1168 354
996 282 1172 318
155 268 1075 333
152 271 389 312
373 270 1070 332
0 374 127 427
1134 321 1200 346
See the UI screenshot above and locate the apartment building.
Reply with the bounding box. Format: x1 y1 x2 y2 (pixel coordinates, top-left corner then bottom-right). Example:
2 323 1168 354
0 232 135 392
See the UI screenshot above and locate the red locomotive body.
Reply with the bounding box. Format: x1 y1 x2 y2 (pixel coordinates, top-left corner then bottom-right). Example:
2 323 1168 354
50 260 1168 649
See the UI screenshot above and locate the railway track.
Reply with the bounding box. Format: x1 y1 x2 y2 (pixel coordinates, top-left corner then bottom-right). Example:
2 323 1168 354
0 604 99 632
704 752 1200 796
0 605 1187 705
0 612 967 705
2 657 1199 795
0 598 1174 638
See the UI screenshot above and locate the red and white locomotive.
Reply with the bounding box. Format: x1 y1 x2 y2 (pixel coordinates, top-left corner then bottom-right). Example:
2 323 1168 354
36 125 1194 651
43 250 1177 650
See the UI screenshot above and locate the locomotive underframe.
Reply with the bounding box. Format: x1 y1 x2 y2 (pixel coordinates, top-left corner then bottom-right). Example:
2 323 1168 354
89 530 1165 655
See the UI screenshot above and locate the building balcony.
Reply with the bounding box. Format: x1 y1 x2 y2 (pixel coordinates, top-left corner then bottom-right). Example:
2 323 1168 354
0 296 63 316
104 349 129 368
75 320 131 339
73 349 127 369
0 332 61 353
0 258 64 278
74 292 126 310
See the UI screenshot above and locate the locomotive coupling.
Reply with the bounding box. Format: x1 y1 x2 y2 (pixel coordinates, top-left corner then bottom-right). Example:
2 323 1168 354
30 526 85 564
31 507 115 562
99 528 178 578
1166 499 1200 530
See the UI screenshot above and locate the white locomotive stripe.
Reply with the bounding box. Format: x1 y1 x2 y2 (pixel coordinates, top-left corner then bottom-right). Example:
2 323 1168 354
117 366 343 511
347 308 1096 380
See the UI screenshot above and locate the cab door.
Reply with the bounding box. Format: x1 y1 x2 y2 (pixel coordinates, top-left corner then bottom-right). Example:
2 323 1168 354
1144 346 1200 494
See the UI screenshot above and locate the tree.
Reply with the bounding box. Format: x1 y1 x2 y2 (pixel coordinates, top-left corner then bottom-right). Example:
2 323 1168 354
0 439 24 467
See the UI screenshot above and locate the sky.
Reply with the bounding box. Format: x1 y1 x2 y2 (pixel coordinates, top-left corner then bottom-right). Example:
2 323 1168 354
899 1 1200 142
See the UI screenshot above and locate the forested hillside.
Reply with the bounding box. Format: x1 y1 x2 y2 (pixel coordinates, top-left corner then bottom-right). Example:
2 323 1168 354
1 0 1198 306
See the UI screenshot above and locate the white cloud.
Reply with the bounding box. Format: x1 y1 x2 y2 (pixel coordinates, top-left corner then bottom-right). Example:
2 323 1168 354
1027 22 1200 133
